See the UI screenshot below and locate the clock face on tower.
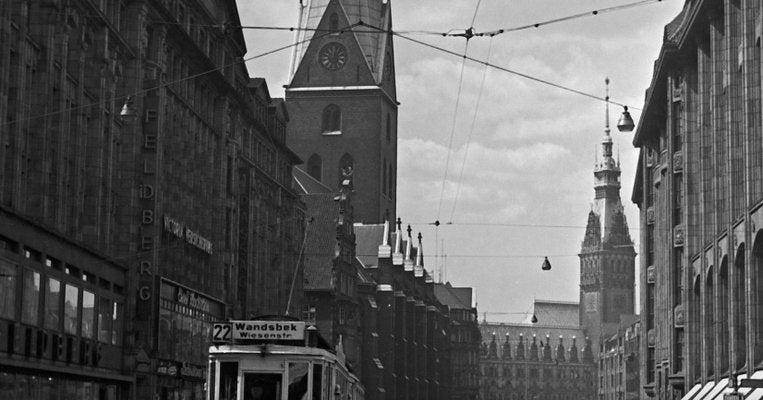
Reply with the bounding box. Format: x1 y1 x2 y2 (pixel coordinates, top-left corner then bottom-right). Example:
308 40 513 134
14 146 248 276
318 42 347 71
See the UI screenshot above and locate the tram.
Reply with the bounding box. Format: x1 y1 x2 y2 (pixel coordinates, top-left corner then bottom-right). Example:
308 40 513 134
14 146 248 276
207 318 364 400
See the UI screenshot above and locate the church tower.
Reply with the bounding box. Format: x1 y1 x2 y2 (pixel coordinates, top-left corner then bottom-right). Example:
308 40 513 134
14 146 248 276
579 79 636 354
285 0 397 224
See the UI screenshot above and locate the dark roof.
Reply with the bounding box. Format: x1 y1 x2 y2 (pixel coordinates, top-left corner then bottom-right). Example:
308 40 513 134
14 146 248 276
532 300 580 328
293 167 333 195
354 223 385 268
435 282 473 310
301 191 338 291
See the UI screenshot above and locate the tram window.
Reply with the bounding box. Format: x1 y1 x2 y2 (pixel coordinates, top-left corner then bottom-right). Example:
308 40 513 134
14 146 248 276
312 364 323 400
219 362 239 400
244 373 282 400
288 362 309 400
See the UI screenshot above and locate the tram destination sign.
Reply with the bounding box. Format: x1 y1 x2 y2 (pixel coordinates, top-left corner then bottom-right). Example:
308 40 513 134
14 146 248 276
212 320 306 342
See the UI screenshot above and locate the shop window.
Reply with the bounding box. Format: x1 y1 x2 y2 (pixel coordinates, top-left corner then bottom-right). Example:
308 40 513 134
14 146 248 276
0 261 17 320
81 290 95 339
21 269 40 325
45 278 61 330
64 285 79 334
98 297 112 343
112 302 123 345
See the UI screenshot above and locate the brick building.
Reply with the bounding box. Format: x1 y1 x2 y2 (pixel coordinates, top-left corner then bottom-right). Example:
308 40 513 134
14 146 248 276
354 218 453 400
0 1 303 399
285 0 398 225
631 1 763 399
434 283 481 400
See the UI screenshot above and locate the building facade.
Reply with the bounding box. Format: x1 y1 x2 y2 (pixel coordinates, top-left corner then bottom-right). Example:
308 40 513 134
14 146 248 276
479 301 597 400
631 1 763 398
435 282 481 400
286 0 398 225
0 206 130 399
598 316 641 400
0 1 303 399
354 218 453 400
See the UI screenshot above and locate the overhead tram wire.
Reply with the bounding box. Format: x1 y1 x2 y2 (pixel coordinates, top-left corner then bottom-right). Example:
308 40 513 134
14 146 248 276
434 0 483 279
448 35 494 223
361 22 640 111
467 0 663 37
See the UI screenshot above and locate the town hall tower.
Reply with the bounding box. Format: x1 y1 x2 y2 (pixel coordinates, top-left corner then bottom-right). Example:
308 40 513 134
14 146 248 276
579 79 637 354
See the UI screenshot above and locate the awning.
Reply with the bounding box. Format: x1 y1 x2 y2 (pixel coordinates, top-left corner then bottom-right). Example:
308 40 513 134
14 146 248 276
681 383 702 400
686 381 718 400
700 378 729 400
741 370 763 400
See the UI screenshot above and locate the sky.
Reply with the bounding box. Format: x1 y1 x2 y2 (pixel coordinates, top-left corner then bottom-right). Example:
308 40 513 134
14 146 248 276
237 0 686 323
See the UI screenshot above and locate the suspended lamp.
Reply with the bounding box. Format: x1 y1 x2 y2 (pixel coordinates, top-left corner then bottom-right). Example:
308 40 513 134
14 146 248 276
541 256 551 271
120 96 137 119
617 106 635 132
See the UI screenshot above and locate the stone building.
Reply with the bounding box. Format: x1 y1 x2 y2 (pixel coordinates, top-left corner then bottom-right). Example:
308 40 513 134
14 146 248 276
0 1 303 399
598 315 640 400
479 300 597 400
285 0 398 225
631 1 763 399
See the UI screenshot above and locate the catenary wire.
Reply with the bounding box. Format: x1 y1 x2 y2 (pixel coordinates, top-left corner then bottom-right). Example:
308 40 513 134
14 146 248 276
448 36 494 222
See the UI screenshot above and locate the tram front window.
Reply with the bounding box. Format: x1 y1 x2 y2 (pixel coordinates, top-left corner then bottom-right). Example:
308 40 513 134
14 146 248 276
244 373 282 400
287 362 309 400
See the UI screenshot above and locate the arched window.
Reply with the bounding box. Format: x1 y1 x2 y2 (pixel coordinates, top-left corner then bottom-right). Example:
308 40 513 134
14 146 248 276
754 234 763 364
329 13 339 33
719 258 729 373
706 269 715 376
734 246 746 370
338 153 353 186
691 274 701 380
322 104 341 134
307 154 322 182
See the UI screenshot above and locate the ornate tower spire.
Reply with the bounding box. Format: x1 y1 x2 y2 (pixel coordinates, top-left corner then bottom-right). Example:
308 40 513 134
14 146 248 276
578 78 636 359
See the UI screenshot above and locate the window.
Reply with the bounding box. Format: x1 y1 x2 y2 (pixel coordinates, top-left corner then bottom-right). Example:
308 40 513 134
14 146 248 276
21 269 40 325
64 284 79 334
321 104 341 134
45 278 61 330
0 261 17 319
98 297 112 343
82 290 95 338
307 154 322 181
112 302 123 345
383 159 388 195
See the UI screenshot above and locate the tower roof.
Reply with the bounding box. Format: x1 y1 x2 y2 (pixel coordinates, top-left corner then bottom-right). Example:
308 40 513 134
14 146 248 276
290 0 393 85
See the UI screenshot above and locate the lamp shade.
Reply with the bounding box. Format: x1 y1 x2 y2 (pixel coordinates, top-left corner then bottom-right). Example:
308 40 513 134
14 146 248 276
120 96 137 119
617 106 634 132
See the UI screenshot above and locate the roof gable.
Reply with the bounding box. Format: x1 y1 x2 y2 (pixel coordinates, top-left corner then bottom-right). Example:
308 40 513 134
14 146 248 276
290 0 382 88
